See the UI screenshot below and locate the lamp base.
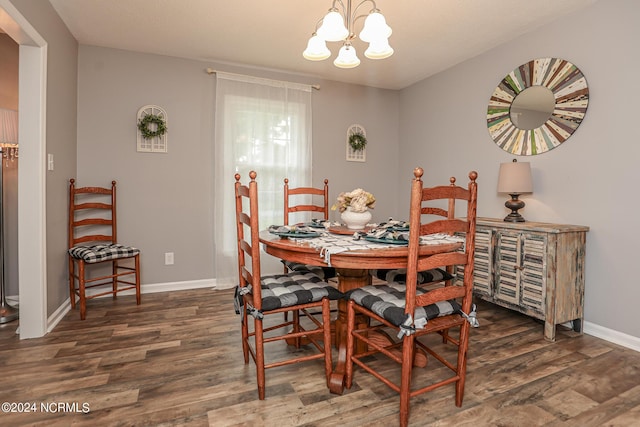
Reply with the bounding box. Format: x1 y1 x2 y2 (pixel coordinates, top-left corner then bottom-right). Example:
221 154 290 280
504 194 526 223
503 212 526 222
0 301 19 324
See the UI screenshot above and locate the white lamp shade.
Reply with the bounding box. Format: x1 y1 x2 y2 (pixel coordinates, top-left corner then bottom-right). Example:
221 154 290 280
364 37 394 59
333 44 360 68
317 10 349 42
497 161 533 194
0 108 18 146
303 35 331 60
359 12 392 43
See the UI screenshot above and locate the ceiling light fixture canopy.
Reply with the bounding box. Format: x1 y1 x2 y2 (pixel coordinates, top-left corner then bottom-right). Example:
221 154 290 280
303 0 393 69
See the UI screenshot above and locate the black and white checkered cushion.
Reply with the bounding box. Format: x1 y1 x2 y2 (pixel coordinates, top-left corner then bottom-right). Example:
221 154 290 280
370 268 453 284
68 244 140 263
281 260 337 280
256 271 343 311
347 283 461 327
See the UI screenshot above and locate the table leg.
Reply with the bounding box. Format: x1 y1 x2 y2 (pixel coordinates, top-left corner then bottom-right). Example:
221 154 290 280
327 268 428 394
329 268 370 394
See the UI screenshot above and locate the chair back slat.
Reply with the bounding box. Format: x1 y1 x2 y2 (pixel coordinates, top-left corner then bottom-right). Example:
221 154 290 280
415 251 467 273
415 285 466 307
73 186 112 195
72 235 113 245
73 202 112 210
419 218 468 236
73 218 112 227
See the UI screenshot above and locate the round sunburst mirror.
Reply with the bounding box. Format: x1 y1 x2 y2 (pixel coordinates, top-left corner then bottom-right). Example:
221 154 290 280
487 58 589 156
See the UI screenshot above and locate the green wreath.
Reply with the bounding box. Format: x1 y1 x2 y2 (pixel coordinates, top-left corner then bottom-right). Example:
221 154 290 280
137 113 167 140
348 132 367 151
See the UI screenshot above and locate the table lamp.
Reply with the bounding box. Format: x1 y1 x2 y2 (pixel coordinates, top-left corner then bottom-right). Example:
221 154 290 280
497 159 533 222
0 108 19 323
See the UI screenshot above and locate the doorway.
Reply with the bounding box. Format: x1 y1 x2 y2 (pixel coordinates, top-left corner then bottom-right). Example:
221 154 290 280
0 0 48 338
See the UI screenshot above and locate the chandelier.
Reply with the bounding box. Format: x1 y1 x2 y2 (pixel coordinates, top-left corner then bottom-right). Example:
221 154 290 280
303 0 393 69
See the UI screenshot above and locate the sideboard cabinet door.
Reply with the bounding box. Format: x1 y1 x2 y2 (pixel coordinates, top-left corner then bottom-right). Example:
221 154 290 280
467 228 493 297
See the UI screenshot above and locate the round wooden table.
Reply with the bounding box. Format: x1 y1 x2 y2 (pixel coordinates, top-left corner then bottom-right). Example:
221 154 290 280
259 230 462 394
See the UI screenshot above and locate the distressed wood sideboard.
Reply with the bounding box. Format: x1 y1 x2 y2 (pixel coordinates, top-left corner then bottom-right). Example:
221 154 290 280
457 217 589 341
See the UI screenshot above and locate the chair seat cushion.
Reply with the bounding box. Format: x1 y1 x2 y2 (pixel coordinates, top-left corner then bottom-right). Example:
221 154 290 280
370 268 453 284
347 283 461 327
281 260 337 280
68 244 140 263
259 271 343 311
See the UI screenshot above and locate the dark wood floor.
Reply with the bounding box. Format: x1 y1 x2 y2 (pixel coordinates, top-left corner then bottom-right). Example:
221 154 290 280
1 288 639 426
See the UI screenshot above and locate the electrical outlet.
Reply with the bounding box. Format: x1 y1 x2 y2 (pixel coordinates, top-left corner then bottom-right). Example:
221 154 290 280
164 252 174 265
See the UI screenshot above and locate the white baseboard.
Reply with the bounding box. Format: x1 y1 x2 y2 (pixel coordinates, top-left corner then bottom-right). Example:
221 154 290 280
46 278 230 332
47 298 71 333
584 321 640 353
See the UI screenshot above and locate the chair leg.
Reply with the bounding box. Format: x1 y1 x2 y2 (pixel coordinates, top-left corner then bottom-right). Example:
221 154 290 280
322 298 332 387
293 309 301 348
455 322 470 407
241 296 250 364
399 334 415 427
135 254 141 305
68 257 76 309
255 316 266 400
78 261 87 320
345 300 356 390
112 260 118 299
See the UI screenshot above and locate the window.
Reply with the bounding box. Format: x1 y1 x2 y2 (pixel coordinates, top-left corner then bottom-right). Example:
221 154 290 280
214 72 313 286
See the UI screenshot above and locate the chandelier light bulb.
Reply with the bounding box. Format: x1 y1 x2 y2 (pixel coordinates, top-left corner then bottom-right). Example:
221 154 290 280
364 37 394 60
303 34 331 60
359 11 392 43
334 44 360 69
317 10 349 42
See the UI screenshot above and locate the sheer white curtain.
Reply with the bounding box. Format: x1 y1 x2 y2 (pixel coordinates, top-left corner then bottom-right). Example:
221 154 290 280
214 72 313 287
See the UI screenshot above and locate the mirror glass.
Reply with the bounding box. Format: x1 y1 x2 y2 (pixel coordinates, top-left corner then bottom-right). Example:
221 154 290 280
487 58 589 156
509 86 555 130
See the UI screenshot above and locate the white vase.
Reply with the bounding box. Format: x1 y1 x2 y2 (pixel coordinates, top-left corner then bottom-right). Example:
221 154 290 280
341 207 372 230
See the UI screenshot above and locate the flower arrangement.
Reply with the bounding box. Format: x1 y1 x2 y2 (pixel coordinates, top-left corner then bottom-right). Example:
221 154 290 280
332 188 376 213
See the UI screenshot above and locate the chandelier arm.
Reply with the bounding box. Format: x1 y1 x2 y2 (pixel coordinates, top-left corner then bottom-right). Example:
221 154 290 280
352 0 378 17
310 17 325 34
351 0 380 35
333 0 346 14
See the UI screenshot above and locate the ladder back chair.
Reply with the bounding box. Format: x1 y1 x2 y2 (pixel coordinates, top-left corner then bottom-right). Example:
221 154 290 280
282 178 336 280
234 171 342 400
68 179 141 320
344 167 478 427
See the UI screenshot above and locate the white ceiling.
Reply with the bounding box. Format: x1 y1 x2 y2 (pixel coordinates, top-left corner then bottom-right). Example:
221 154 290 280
48 0 597 90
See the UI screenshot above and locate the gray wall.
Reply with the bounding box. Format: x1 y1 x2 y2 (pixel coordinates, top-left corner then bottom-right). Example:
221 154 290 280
398 0 638 338
76 46 400 284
